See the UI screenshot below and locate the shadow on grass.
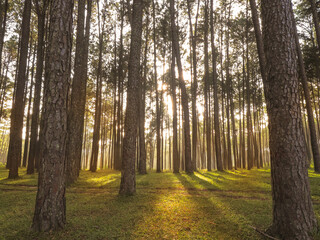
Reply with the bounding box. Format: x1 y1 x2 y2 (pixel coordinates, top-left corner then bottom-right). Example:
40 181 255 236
196 170 271 194
181 172 273 236
0 168 163 240
175 173 265 239
0 167 38 186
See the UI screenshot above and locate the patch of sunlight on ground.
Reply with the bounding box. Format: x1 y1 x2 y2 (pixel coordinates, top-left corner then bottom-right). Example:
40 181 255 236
85 175 118 187
134 182 211 239
193 172 222 189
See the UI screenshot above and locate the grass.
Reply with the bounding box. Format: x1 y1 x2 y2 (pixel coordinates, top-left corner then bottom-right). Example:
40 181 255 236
0 166 320 240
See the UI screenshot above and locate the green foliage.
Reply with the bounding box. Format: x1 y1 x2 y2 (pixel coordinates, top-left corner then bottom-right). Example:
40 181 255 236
1 167 319 239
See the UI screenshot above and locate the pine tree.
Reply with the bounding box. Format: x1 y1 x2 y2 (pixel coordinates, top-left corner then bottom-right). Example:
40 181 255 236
32 0 73 231
261 0 318 238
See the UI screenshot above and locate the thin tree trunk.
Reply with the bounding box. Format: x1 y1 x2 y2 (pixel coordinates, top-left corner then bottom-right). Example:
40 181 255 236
152 0 161 173
242 41 246 169
238 79 243 168
0 0 8 77
22 43 36 167
0 60 9 120
90 2 103 172
7 0 32 178
171 47 179 173
246 0 253 170
170 0 192 174
210 0 222 171
204 0 212 171
66 0 92 183
112 26 118 170
114 1 125 171
249 0 267 86
309 0 320 54
187 0 200 171
27 0 47 175
138 8 149 175
225 2 233 170
293 18 320 172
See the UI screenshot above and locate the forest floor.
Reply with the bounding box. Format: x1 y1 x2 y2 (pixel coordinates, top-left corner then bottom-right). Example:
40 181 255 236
0 165 320 240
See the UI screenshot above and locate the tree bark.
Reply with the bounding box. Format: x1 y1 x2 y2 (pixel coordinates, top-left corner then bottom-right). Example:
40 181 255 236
32 0 73 231
119 0 143 195
261 0 318 238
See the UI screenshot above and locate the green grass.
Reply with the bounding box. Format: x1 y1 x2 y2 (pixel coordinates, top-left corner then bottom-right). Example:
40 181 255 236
0 166 319 240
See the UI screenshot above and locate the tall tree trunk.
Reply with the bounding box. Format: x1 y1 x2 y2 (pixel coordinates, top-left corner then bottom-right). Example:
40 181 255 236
111 25 118 170
7 0 32 178
100 101 107 169
261 0 318 238
90 2 103 172
210 0 222 171
238 79 243 168
114 1 125 171
258 107 264 167
111 24 121 170
309 0 320 54
170 0 192 174
22 44 36 167
252 88 260 168
27 0 47 175
245 0 253 170
293 18 320 172
119 0 143 195
171 48 179 173
230 92 238 169
0 59 9 120
139 9 150 175
187 0 200 171
219 11 227 170
249 0 267 86
32 0 73 231
34 12 51 172
204 0 212 171
152 0 161 173
225 2 233 170
242 41 247 169
66 0 92 183
0 0 8 77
